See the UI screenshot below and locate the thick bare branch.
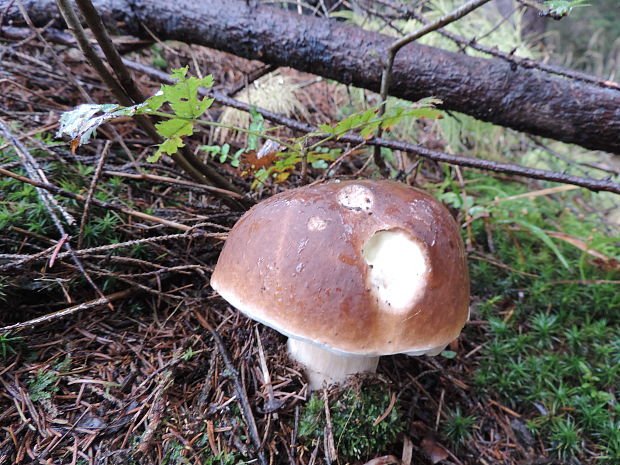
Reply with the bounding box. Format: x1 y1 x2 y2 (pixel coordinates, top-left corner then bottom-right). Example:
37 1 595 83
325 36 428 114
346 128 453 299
4 0 620 154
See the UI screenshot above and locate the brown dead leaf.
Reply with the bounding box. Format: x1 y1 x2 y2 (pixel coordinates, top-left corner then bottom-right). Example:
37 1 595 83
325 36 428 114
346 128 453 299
421 436 450 464
545 230 620 271
70 137 80 154
362 455 401 465
241 139 283 168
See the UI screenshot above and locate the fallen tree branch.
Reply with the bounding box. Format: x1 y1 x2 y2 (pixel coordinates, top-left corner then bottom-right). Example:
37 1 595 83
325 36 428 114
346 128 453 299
2 15 617 194
4 0 620 154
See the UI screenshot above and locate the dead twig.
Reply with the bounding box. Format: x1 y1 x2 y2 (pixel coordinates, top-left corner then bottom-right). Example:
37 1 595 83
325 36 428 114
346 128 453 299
403 6 620 91
0 288 133 333
102 170 245 199
0 166 206 231
374 0 493 169
0 118 75 226
197 314 267 465
0 118 109 308
0 231 223 272
54 0 246 200
77 140 111 249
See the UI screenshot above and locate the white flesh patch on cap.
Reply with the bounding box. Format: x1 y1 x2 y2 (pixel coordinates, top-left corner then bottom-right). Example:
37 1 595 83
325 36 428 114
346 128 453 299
307 216 327 231
363 230 427 314
338 184 373 212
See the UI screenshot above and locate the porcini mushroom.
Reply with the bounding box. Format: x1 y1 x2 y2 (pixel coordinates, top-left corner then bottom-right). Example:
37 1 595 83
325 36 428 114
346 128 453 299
210 180 469 390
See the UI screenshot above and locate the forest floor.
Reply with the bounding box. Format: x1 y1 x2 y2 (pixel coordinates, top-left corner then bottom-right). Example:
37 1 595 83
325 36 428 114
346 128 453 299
1 22 619 465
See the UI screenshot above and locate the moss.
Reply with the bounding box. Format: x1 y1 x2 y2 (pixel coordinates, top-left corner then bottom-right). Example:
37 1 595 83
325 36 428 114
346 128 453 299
298 383 402 461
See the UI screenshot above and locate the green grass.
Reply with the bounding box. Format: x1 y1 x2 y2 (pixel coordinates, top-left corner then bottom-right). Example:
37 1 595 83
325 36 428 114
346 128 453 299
442 407 477 446
0 332 21 359
444 174 619 463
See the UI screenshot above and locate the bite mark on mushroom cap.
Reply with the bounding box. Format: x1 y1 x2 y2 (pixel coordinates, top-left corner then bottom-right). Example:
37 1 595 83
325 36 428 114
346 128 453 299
363 229 428 315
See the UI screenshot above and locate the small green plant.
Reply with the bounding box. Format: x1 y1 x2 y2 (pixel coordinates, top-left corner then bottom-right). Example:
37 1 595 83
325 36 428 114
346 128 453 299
543 0 590 18
161 433 246 465
442 407 476 445
181 346 197 361
203 451 245 465
57 68 441 187
150 44 168 71
298 384 402 460
0 332 21 359
28 369 60 402
549 416 583 459
530 312 559 349
27 356 72 402
202 143 240 167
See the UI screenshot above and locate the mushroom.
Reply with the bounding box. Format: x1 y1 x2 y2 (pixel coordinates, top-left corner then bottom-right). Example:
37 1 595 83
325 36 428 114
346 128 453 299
210 180 469 390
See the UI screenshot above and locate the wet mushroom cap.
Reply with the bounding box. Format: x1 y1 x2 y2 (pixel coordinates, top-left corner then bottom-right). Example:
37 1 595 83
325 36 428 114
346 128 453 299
210 180 469 356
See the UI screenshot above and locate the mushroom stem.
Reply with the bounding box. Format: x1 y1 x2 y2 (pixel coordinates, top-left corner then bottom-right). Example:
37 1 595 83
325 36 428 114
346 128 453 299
287 338 379 391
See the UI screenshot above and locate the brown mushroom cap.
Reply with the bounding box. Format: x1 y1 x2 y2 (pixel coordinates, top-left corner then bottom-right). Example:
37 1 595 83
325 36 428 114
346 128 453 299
210 180 469 356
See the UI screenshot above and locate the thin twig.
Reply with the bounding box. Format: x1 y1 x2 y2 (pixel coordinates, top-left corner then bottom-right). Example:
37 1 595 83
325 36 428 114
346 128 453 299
102 170 245 199
75 0 146 103
77 140 111 249
0 288 132 333
226 64 277 97
323 389 336 463
14 0 91 102
53 0 245 198
0 119 110 307
54 0 131 103
0 118 76 226
0 166 208 231
200 319 267 465
405 7 620 90
374 0 493 168
0 231 221 272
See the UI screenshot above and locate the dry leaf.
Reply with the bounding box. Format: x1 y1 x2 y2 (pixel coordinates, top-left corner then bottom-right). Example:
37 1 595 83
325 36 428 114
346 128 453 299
362 455 401 465
421 436 450 464
545 230 620 271
241 139 283 169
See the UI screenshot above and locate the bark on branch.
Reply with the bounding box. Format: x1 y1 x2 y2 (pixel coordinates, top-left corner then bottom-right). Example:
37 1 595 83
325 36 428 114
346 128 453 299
3 0 620 155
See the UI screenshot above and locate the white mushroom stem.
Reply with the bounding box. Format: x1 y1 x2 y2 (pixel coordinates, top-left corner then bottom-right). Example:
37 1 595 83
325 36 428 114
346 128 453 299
287 338 379 391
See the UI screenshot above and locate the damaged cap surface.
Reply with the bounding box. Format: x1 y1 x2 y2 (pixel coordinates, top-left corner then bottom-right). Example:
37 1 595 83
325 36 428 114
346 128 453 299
210 180 469 356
